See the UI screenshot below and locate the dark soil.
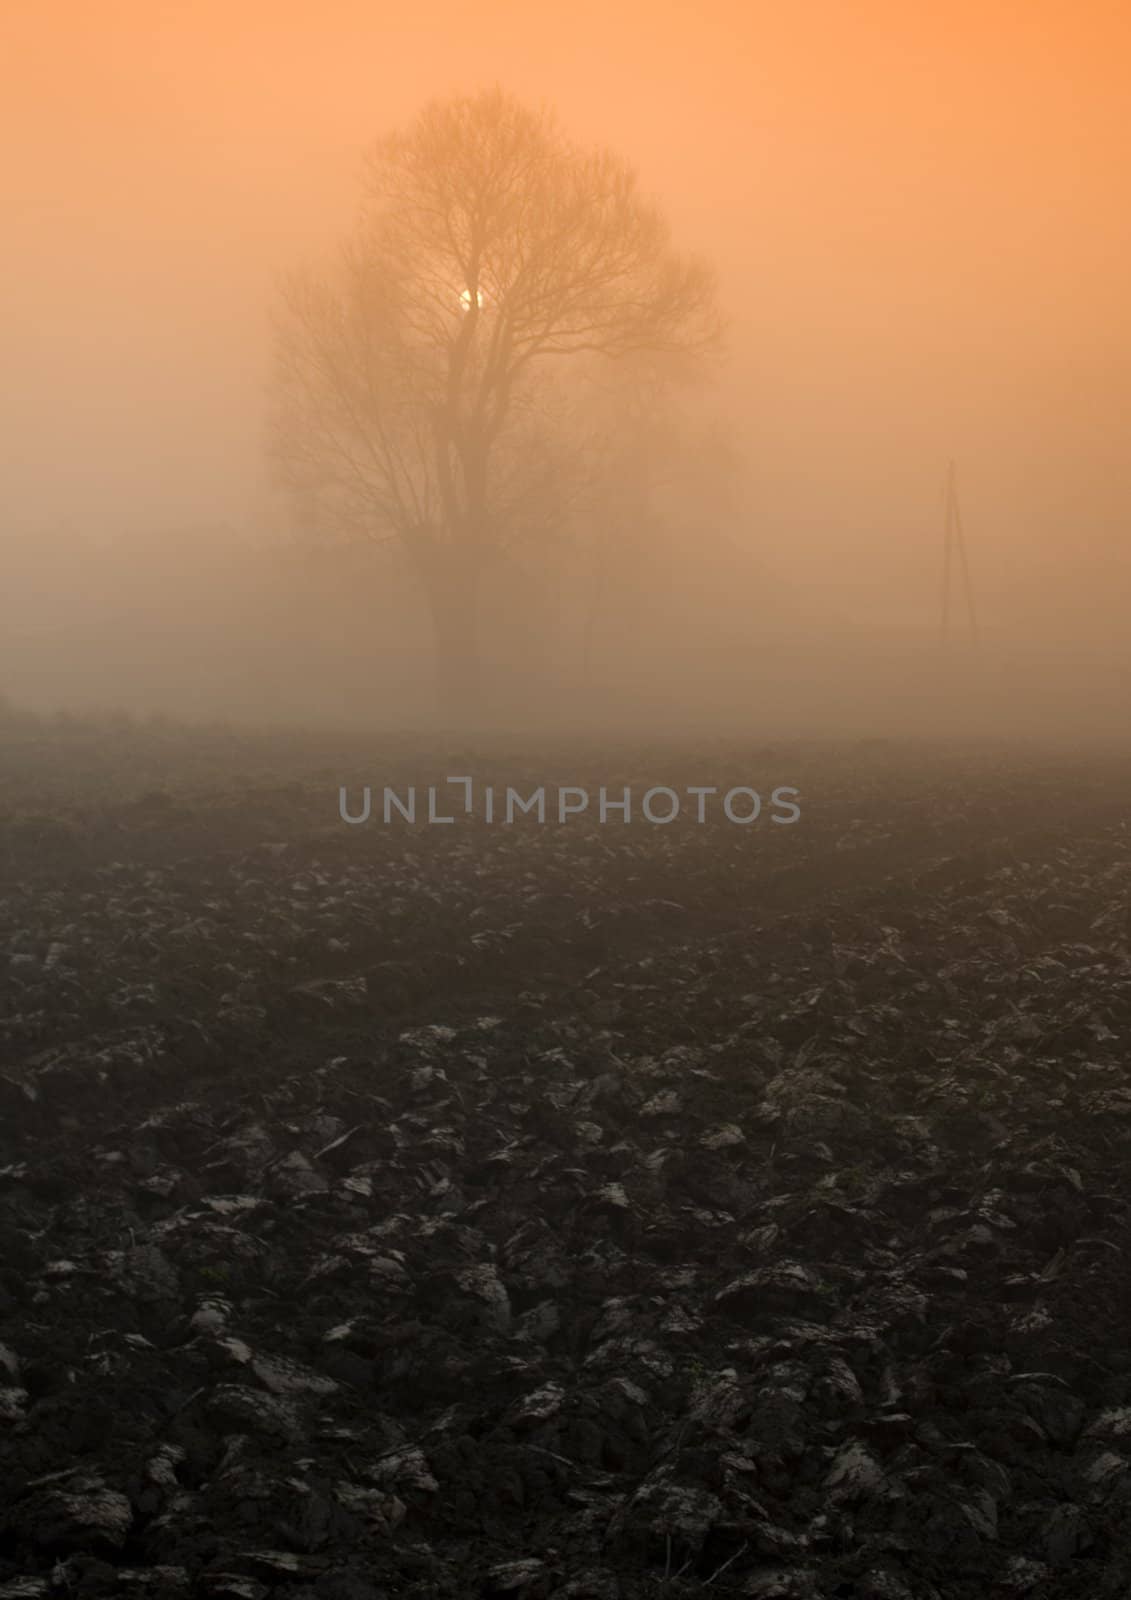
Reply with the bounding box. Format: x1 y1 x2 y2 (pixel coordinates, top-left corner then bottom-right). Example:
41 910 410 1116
3 722 1131 1599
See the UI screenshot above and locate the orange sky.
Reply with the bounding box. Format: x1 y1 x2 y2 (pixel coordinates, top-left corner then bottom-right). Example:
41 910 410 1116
3 0 1130 624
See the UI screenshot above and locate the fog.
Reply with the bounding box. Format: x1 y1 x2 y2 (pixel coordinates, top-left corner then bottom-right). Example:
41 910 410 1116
3 0 1129 738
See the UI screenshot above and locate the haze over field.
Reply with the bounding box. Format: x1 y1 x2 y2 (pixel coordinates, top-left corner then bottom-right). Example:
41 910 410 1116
2 0 1129 734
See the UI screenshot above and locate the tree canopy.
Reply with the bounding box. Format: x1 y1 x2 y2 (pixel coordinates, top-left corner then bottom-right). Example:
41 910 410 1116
271 87 722 716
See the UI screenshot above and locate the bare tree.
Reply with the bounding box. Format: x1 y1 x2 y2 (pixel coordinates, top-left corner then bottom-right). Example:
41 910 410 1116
271 86 721 720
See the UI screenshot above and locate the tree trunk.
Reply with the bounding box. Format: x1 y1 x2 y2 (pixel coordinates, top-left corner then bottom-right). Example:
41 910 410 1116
425 565 482 725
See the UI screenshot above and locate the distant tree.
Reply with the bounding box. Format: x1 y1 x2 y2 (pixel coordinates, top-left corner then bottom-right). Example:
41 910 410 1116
271 86 721 720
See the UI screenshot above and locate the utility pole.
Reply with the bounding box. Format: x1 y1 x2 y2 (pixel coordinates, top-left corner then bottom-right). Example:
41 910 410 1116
938 459 979 648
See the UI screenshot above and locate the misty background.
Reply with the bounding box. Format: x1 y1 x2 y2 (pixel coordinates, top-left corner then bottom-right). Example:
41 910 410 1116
2 0 1129 736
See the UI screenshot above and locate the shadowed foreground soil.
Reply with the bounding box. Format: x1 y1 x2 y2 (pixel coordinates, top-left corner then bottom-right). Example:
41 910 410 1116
2 724 1131 1599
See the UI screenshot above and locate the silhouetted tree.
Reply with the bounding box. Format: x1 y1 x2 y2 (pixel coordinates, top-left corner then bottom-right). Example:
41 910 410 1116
271 86 720 720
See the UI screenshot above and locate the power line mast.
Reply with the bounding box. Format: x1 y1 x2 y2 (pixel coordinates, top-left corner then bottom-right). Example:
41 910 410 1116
938 458 980 648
